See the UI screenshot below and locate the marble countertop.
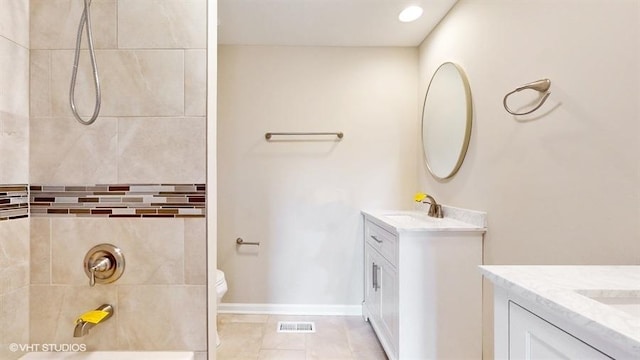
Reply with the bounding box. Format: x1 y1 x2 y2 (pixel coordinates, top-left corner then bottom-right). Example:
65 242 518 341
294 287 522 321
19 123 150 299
481 265 640 356
362 205 487 233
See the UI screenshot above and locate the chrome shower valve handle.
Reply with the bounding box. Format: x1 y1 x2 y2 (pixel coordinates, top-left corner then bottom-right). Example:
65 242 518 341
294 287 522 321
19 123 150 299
89 256 112 287
84 244 125 287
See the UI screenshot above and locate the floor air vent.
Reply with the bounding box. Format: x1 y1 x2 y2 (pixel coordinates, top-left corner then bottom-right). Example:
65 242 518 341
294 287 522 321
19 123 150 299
277 321 316 333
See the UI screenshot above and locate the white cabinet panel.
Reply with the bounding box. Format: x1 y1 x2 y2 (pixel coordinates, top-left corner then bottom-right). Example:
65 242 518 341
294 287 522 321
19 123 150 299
364 243 397 357
378 257 398 349
364 244 379 319
509 302 612 360
365 220 398 266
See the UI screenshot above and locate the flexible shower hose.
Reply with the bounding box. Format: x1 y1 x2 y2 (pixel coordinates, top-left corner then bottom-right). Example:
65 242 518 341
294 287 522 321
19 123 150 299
69 0 101 125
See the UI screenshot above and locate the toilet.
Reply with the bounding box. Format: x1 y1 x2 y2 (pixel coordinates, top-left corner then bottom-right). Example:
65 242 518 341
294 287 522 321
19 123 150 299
215 269 228 347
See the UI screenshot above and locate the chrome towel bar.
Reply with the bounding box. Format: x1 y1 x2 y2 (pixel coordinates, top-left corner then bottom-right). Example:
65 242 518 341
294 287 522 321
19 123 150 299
265 132 344 140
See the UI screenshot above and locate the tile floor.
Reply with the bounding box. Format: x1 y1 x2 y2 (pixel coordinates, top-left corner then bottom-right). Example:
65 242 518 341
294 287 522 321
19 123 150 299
216 314 388 360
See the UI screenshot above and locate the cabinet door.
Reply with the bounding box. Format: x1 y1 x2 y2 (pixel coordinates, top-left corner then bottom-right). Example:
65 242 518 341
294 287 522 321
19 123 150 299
364 244 379 318
509 302 612 359
378 258 398 354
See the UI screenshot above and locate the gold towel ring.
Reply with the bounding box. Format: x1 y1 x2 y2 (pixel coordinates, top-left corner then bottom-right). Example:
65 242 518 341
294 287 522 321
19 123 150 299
503 79 551 115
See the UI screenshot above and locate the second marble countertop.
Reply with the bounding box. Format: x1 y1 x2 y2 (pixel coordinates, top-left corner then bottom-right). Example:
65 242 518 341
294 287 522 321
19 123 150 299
481 265 640 357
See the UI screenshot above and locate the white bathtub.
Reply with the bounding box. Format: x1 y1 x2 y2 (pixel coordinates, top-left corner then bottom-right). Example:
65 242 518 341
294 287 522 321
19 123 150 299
20 352 194 360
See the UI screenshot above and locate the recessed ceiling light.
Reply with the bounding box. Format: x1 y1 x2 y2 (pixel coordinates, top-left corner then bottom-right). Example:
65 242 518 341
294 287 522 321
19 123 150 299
398 5 424 23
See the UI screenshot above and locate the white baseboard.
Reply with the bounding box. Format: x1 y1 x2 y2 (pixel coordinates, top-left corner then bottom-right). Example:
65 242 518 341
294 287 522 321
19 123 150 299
218 303 363 316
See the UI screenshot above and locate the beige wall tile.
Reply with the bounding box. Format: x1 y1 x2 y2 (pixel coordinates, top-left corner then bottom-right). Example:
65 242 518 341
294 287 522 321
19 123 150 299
0 219 29 294
0 0 29 48
30 218 51 285
50 218 184 285
29 117 117 184
48 218 86 285
0 38 29 118
30 50 51 117
118 117 206 183
30 285 117 349
30 0 116 50
185 218 206 285
0 113 29 184
51 50 185 117
0 10 29 185
0 286 29 360
117 285 206 350
185 50 206 116
118 0 206 49
50 49 96 118
110 219 185 285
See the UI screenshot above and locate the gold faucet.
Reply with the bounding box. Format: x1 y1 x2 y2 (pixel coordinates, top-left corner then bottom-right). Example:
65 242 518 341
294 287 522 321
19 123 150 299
414 192 443 218
74 304 114 337
424 194 443 218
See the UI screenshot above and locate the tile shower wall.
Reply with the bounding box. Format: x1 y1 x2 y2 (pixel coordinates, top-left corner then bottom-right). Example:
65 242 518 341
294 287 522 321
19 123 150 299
29 0 207 354
29 217 206 351
0 0 30 358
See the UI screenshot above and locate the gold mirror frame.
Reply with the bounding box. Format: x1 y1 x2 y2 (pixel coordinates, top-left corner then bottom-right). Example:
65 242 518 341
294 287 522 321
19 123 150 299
421 62 473 181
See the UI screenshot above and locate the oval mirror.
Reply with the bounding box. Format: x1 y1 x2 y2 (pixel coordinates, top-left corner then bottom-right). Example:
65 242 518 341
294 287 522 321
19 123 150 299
421 62 472 180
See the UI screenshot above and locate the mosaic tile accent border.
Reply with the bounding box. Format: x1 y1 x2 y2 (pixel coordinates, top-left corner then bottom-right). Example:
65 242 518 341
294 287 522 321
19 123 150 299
0 185 29 220
31 184 205 218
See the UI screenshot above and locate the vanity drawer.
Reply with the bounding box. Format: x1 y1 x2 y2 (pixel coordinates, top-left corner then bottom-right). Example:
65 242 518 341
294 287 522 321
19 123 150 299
365 220 397 266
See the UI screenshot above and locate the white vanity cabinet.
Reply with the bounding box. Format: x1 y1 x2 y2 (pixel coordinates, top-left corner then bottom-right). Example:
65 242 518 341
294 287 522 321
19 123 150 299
362 210 486 360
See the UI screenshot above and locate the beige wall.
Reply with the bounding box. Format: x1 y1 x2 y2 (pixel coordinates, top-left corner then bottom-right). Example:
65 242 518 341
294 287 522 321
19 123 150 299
0 0 30 358
29 0 207 355
218 45 418 306
417 0 640 358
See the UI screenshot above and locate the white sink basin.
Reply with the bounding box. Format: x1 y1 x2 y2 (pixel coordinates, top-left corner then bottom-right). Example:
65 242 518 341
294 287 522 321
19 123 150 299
578 290 640 318
381 213 439 223
382 214 417 222
379 211 449 226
